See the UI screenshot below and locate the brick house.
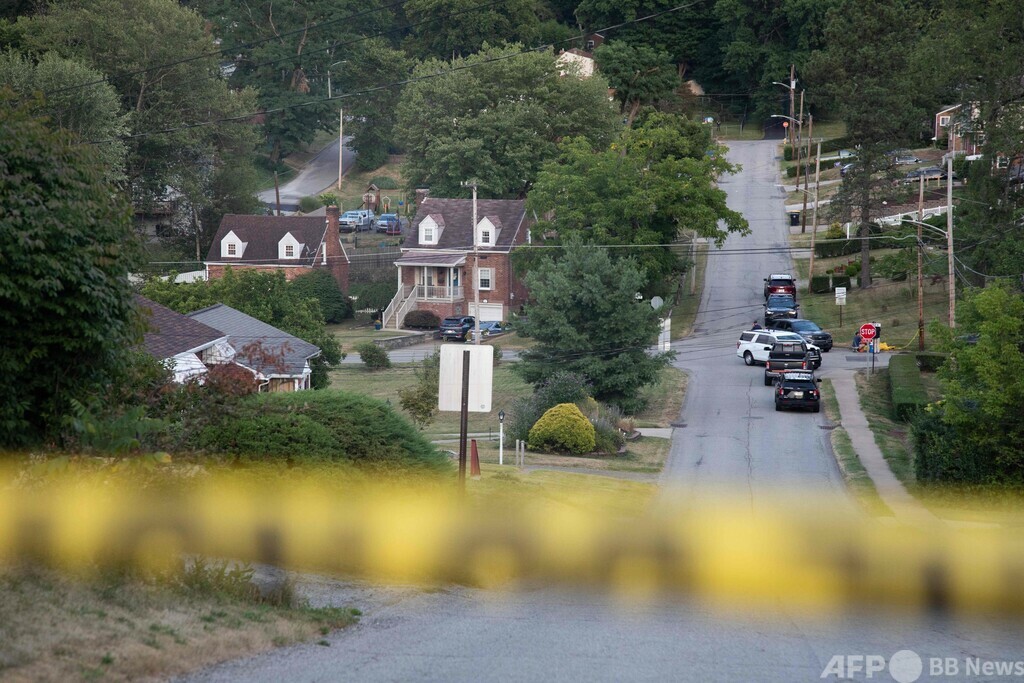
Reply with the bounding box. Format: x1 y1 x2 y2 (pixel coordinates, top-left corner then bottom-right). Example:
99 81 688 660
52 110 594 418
934 103 981 156
204 206 350 292
381 196 532 329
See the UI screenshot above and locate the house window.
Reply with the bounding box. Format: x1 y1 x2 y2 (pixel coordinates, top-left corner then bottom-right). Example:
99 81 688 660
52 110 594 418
285 244 294 257
480 229 490 245
422 224 435 243
939 115 950 127
996 156 1009 169
478 267 493 290
227 243 236 256
585 40 595 50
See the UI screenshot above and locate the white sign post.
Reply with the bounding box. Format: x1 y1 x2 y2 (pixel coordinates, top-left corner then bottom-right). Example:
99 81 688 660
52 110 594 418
835 286 847 327
439 345 494 489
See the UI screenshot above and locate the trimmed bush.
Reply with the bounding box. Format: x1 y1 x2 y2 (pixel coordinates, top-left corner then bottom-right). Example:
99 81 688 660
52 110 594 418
888 354 929 421
528 403 596 455
403 309 440 329
914 352 948 372
783 144 793 161
190 390 450 471
810 275 832 293
831 275 852 290
354 342 391 370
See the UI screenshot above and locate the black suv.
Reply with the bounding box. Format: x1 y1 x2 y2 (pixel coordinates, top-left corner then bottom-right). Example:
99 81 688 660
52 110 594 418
774 371 822 413
770 318 833 351
439 316 475 342
764 294 799 325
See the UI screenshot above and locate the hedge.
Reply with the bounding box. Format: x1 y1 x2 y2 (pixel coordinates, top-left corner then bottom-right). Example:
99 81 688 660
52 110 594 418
404 309 440 329
888 354 929 421
830 275 852 290
810 275 832 293
190 390 451 471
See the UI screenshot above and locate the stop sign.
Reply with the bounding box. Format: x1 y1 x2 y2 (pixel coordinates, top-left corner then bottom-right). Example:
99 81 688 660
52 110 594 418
859 323 877 340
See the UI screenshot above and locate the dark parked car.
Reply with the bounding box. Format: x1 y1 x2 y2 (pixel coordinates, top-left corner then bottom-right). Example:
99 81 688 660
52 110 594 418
770 318 833 351
764 294 799 325
375 213 402 235
774 371 822 412
764 340 812 386
763 274 796 299
439 316 475 342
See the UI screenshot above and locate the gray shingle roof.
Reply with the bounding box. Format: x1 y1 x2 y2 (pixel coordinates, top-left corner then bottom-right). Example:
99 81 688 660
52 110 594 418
406 198 526 251
135 295 225 360
187 303 320 378
206 214 329 266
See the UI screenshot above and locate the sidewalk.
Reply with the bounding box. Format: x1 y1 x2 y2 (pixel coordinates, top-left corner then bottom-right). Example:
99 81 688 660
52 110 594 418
828 370 937 524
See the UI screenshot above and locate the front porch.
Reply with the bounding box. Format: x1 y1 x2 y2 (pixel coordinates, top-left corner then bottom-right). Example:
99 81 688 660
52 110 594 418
381 251 468 329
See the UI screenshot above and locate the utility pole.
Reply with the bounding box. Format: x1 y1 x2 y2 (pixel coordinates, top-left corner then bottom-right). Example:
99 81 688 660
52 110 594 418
917 174 925 351
808 139 821 293
789 64 796 149
800 112 812 233
342 107 350 191
947 154 955 329
274 172 281 216
794 91 803 199
462 179 482 345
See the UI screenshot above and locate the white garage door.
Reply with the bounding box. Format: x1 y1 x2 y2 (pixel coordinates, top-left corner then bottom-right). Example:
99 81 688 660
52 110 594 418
470 303 504 322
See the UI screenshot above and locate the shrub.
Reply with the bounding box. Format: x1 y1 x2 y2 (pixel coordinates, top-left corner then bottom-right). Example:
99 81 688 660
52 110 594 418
888 354 929 421
506 395 543 445
403 309 440 329
528 403 596 455
783 144 793 161
349 281 396 311
844 262 861 278
831 275 852 290
491 344 502 365
534 371 592 408
190 390 450 471
398 350 439 428
810 275 832 293
590 416 625 455
291 270 353 323
298 195 323 212
355 342 391 370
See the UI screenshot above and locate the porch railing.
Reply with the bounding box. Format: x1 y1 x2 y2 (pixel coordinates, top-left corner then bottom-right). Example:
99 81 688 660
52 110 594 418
413 285 464 301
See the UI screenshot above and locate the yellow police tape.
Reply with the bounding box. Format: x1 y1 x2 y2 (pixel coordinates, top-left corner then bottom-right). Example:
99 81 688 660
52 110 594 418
0 468 1022 616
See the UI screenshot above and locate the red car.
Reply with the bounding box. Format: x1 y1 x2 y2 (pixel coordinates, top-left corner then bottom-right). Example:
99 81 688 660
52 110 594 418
763 273 796 299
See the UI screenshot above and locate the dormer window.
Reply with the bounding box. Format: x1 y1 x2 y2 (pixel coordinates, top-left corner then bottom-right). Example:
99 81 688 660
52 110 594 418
419 215 443 245
227 243 236 256
476 216 500 247
285 245 294 257
278 232 302 260
220 230 246 258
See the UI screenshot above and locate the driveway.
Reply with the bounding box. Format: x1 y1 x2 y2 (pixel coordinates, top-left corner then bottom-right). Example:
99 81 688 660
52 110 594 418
257 136 356 213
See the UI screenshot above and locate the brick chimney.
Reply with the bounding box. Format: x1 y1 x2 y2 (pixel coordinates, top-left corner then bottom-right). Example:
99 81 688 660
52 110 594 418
321 205 349 293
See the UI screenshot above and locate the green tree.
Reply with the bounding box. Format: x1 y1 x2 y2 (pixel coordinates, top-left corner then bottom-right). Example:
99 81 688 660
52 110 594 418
921 285 1024 483
0 51 128 182
396 45 620 198
398 350 440 428
806 0 927 288
514 240 673 413
141 268 344 388
593 41 680 125
291 270 353 323
525 112 748 286
22 0 263 252
0 94 142 446
190 0 391 164
402 0 543 60
333 39 412 171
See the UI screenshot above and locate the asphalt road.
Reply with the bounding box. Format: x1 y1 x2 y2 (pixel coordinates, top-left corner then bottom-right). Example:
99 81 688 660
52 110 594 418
257 136 356 212
183 141 1022 683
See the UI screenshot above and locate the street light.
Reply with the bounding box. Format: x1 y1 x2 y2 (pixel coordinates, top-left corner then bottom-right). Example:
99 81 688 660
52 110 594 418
772 74 797 147
498 410 505 465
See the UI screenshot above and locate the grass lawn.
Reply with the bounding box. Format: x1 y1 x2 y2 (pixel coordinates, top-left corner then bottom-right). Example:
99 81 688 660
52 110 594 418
819 379 893 517
0 564 358 683
853 369 916 487
327 318 425 349
791 257 952 351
